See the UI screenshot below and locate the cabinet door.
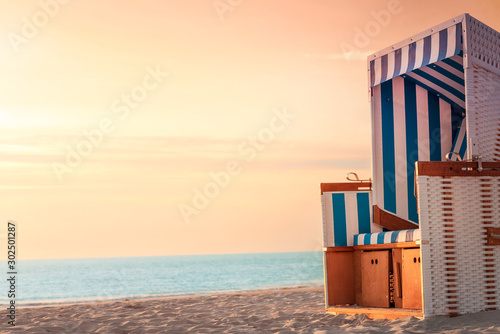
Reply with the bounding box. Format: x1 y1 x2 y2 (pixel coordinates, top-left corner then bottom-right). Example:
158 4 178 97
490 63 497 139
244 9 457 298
360 251 390 307
325 250 355 306
402 248 422 309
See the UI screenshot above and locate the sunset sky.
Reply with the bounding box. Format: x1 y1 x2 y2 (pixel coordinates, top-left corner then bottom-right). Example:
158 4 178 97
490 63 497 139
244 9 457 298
1 0 499 260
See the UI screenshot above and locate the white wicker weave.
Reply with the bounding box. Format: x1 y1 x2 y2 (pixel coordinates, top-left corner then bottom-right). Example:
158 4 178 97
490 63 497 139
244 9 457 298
463 15 500 161
464 15 500 75
418 174 500 316
464 64 500 161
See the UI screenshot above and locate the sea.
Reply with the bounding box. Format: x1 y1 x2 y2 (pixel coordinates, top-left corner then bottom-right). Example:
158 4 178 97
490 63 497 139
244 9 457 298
1 251 323 307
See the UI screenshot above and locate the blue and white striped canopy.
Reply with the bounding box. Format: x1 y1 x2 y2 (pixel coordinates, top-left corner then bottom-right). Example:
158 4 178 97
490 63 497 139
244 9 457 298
369 23 464 109
370 23 462 87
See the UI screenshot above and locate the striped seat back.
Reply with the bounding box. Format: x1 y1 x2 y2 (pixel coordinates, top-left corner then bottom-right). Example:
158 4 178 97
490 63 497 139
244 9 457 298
372 77 464 224
322 191 382 247
369 18 467 224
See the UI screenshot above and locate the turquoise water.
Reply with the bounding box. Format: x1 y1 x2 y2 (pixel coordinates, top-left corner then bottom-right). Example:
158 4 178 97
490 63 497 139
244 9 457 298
1 252 323 306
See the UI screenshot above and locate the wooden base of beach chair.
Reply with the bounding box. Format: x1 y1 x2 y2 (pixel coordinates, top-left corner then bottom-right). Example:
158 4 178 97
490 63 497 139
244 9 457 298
326 306 423 320
324 242 423 319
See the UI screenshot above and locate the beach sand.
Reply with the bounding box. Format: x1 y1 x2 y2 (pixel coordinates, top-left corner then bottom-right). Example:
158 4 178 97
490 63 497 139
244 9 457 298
3 287 500 333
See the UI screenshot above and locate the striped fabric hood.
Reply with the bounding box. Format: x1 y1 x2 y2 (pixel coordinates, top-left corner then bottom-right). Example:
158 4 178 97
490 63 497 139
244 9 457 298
369 17 464 109
368 14 474 224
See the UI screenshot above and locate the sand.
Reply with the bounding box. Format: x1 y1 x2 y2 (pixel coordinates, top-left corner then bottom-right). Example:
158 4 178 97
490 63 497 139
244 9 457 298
2 287 499 333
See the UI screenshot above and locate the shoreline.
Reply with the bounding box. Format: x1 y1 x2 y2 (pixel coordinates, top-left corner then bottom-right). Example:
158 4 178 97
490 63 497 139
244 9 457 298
14 284 324 309
5 287 500 333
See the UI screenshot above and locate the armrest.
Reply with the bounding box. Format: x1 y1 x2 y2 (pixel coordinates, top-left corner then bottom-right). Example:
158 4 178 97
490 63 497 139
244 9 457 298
320 182 371 194
373 205 419 231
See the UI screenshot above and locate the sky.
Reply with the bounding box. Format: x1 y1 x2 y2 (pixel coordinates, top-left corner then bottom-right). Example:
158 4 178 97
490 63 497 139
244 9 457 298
0 0 499 260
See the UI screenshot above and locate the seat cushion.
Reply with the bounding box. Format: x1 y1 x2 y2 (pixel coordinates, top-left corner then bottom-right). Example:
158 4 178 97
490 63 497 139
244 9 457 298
353 229 421 246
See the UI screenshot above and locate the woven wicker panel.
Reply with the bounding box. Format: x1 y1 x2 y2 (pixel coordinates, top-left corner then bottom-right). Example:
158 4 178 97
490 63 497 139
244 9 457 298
488 177 500 310
418 175 500 316
467 15 500 75
464 63 500 161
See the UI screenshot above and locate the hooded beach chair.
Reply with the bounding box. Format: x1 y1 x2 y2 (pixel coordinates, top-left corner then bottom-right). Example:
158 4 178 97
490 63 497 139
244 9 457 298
321 14 500 319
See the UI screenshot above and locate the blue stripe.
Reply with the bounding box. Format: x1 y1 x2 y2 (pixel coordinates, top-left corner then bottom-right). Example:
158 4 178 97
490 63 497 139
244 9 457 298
438 29 448 61
407 42 416 72
448 107 454 154
331 193 347 247
380 54 388 83
451 106 465 141
370 60 375 87
442 57 464 73
455 23 462 55
390 230 401 243
381 81 396 214
356 193 371 234
404 80 419 224
353 235 359 246
376 233 385 244
412 68 465 101
363 233 372 245
394 48 402 77
428 93 442 161
422 35 432 66
430 64 465 86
